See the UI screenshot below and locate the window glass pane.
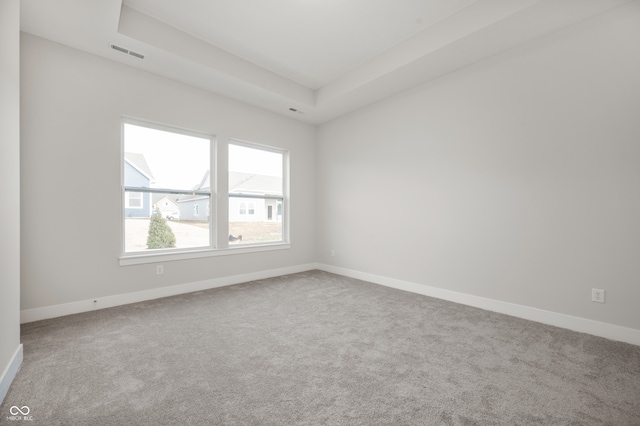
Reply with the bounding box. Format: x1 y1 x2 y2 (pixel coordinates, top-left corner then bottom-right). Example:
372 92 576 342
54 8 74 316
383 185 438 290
229 144 284 245
124 123 211 253
126 192 143 209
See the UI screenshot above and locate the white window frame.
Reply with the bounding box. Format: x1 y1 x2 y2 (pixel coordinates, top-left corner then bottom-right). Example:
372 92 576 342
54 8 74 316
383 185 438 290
228 140 289 247
119 119 290 266
121 118 215 261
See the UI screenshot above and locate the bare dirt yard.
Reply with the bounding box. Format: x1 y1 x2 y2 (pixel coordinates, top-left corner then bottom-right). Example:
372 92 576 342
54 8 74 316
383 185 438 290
229 221 282 244
124 219 282 252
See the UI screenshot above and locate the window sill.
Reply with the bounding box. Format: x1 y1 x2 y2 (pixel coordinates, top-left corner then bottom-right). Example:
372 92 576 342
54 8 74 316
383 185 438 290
119 243 291 266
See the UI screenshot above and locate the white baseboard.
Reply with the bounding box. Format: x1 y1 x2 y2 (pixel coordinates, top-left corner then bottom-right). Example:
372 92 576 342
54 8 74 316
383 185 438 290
317 263 640 347
20 263 318 324
20 262 640 346
0 344 23 405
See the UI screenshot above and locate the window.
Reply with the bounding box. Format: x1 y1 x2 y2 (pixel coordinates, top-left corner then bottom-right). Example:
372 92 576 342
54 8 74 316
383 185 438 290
123 121 212 254
125 191 143 209
120 119 289 264
229 142 285 245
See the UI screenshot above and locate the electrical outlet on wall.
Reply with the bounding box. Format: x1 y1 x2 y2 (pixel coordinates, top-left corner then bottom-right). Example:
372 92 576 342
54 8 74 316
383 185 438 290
156 265 164 275
592 288 605 303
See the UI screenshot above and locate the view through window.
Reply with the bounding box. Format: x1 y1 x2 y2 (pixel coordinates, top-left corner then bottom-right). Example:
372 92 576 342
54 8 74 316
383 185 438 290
123 122 211 253
228 143 284 245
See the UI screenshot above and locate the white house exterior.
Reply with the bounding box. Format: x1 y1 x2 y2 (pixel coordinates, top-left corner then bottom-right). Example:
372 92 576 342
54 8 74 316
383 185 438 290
229 172 283 223
153 195 180 219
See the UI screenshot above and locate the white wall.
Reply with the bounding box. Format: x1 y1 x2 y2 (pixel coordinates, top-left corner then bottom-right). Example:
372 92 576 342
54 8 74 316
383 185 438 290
317 2 640 331
20 34 316 312
0 0 22 403
17 2 640 342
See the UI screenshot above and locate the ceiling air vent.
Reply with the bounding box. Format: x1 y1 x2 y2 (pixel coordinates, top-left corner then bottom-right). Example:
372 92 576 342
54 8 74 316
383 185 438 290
110 44 145 60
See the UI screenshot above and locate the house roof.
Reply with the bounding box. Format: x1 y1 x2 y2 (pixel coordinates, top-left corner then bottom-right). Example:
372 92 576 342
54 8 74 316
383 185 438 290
178 171 282 203
124 152 155 182
177 170 211 203
152 194 181 206
195 170 210 191
229 172 282 195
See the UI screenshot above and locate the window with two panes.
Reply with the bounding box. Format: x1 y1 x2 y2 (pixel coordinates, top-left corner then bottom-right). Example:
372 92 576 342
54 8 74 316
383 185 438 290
122 121 286 255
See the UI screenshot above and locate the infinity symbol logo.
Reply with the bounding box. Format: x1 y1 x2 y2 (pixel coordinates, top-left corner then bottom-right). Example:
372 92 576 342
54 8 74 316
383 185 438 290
10 406 30 415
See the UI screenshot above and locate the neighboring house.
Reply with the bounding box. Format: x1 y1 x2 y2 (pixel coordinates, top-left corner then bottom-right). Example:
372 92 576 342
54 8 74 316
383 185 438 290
229 171 283 223
124 152 155 218
153 194 180 219
178 170 282 222
178 170 210 222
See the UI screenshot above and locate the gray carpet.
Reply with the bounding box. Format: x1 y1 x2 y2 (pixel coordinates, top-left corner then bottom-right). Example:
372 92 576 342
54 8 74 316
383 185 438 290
2 270 639 425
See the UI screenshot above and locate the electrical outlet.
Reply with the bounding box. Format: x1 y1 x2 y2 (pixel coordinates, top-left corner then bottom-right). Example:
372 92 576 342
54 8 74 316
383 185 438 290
156 265 164 275
592 288 605 303
331 249 335 257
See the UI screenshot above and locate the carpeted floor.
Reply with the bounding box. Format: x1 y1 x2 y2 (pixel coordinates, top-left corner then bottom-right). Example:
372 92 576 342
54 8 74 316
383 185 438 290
2 270 639 425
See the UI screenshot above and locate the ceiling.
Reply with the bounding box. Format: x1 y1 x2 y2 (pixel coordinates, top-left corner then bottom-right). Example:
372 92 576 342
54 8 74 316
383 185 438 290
20 0 631 124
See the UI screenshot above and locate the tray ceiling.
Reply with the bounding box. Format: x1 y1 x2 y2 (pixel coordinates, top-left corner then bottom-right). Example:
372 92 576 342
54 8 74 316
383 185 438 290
20 0 631 124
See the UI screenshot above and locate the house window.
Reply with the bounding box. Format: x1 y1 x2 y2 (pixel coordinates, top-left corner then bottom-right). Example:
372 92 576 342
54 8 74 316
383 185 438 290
228 142 286 245
123 120 212 254
125 191 143 209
